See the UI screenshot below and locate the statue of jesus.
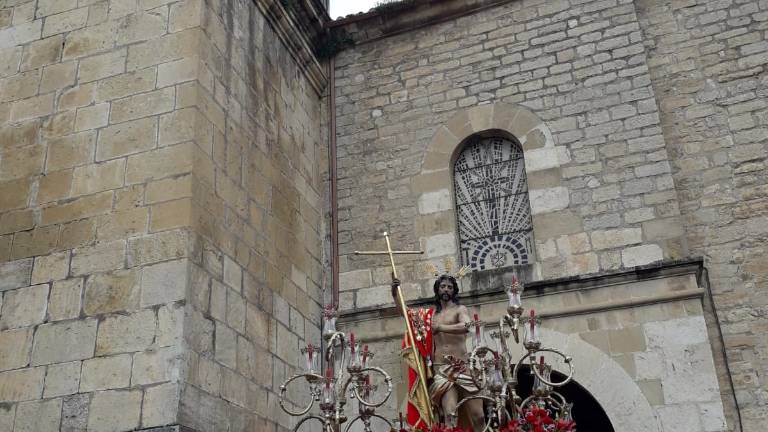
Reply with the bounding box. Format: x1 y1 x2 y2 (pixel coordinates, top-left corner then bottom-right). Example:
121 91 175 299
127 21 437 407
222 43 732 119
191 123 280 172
393 274 485 431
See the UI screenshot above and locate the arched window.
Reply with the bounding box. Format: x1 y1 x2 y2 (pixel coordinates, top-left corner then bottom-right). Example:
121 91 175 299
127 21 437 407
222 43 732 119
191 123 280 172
453 135 534 271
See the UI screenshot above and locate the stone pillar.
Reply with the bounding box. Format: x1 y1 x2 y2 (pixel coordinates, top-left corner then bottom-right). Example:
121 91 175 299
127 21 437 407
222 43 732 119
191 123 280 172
0 1 327 431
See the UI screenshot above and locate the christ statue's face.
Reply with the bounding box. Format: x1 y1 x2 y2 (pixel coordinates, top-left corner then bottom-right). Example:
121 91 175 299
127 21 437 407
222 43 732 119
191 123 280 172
438 279 456 301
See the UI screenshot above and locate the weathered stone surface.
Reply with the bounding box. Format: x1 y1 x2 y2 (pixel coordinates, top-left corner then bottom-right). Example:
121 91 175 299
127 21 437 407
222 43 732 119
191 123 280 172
141 259 188 307
43 361 81 397
0 258 32 292
71 240 126 276
622 244 664 267
87 389 142 432
142 382 180 427
14 398 62 432
32 319 97 365
127 229 189 267
31 251 70 284
0 367 44 401
61 393 89 432
0 284 48 329
0 328 32 370
590 228 643 250
80 354 132 392
96 309 156 355
83 269 140 315
48 278 83 321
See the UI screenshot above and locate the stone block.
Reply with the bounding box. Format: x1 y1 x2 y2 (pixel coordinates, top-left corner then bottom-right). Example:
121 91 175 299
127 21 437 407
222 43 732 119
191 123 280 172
145 174 192 204
0 258 32 292
127 229 189 267
141 259 188 307
80 354 132 392
656 404 703 431
45 131 96 171
132 346 180 385
699 401 727 432
126 28 200 70
97 207 149 239
125 142 193 184
0 401 14 430
71 240 126 276
417 189 451 215
43 361 81 397
14 398 62 432
565 252 599 275
0 209 34 235
422 232 456 258
227 291 246 335
169 0 202 32
42 7 87 37
11 93 55 122
74 102 109 131
215 323 237 369
0 21 42 50
0 178 31 213
590 228 642 250
530 186 570 214
32 319 97 365
158 107 198 145
61 393 89 432
621 244 663 267
78 49 126 83
0 327 32 370
96 116 157 161
608 326 647 353
142 382 179 427
116 9 168 45
0 143 44 180
245 303 270 349
41 190 113 226
210 280 227 322
0 284 48 329
634 351 663 380
71 159 125 196
96 68 156 102
84 269 140 315
110 87 175 124
150 198 192 231
185 309 213 356
157 302 183 347
532 210 582 239
31 251 70 284
0 69 41 103
636 379 664 405
339 269 372 292
0 367 44 401
642 218 684 241
48 279 83 321
87 389 142 432
96 309 156 355
157 56 198 88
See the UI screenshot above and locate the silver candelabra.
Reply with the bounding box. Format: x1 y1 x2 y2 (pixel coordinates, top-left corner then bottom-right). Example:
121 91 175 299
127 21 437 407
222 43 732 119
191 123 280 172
279 307 395 432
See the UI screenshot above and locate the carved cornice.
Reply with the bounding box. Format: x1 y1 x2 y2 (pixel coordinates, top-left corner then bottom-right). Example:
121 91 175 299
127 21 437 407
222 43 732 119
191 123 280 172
329 0 515 45
253 0 329 94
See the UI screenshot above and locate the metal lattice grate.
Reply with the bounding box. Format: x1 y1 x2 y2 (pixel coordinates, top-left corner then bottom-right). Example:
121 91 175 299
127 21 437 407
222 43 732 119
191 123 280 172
454 136 533 271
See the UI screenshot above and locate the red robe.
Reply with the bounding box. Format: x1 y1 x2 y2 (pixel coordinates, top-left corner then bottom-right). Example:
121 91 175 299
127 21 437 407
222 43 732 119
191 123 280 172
402 307 434 431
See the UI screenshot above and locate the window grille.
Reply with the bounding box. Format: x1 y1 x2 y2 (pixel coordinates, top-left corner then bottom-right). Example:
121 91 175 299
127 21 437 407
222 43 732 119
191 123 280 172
453 136 534 271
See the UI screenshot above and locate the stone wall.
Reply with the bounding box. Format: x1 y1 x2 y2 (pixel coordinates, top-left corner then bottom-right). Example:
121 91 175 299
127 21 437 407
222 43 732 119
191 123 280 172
634 0 767 429
332 0 686 311
0 0 327 431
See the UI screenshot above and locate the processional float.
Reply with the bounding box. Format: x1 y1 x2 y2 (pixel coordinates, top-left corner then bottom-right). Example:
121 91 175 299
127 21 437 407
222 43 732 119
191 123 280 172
278 232 577 432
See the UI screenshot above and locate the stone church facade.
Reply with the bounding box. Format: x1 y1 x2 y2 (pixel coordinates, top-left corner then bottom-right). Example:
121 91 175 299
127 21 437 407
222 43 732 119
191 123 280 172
0 0 764 431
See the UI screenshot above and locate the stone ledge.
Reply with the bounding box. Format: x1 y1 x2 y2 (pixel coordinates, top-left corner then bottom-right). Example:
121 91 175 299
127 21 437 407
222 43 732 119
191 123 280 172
339 257 705 323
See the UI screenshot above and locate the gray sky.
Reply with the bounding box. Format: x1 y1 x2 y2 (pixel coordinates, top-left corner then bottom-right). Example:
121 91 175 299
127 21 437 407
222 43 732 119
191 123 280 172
330 0 379 19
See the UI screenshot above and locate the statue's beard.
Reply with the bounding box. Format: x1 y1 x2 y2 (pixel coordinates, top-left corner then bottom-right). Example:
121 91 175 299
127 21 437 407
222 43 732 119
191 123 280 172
440 293 451 301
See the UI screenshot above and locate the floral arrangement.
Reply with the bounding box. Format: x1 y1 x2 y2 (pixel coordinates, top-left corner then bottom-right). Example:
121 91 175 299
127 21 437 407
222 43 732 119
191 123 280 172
499 406 576 432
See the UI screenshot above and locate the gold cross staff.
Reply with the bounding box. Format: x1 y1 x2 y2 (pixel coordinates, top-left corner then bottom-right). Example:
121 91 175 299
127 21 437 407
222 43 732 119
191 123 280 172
354 231 434 426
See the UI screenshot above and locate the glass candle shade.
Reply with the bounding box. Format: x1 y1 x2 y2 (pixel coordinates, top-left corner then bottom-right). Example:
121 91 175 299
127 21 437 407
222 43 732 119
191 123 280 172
473 313 484 349
507 287 522 310
533 361 553 396
489 365 504 391
322 369 336 405
301 344 319 373
523 310 541 350
322 315 337 338
348 337 362 369
361 345 370 368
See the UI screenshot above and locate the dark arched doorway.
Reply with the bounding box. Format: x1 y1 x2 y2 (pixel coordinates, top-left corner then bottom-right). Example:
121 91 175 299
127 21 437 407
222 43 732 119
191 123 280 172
515 365 615 431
